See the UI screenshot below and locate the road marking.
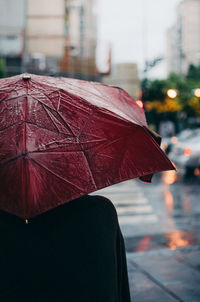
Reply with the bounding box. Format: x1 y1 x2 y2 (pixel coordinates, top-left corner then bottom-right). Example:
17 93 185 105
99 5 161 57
112 198 148 205
91 180 159 226
118 214 158 224
116 205 153 215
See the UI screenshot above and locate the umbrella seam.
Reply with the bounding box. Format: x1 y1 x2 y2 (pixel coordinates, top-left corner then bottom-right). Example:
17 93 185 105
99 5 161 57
62 81 145 126
26 120 76 136
29 77 144 126
27 94 77 137
0 121 24 132
30 157 87 191
28 83 143 129
42 103 68 135
0 154 24 166
142 126 175 167
78 148 98 190
23 94 28 219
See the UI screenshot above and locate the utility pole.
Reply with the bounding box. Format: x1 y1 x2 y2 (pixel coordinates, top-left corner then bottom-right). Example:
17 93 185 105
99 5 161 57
142 0 148 79
22 0 28 73
177 13 183 76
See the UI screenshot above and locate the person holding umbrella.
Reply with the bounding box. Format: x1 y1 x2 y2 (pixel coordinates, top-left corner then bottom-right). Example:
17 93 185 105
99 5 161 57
0 74 174 301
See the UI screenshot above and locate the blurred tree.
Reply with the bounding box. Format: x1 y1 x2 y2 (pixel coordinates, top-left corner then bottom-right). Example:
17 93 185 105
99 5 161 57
142 67 200 131
0 59 6 78
188 97 200 116
150 98 183 114
186 64 200 82
142 78 167 102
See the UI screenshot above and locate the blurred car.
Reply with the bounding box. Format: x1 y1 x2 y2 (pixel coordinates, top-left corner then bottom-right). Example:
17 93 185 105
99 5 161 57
161 131 189 154
161 128 200 154
161 137 173 154
168 130 200 177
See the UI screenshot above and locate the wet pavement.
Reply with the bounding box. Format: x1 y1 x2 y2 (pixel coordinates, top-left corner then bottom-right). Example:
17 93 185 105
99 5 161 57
127 246 200 302
93 171 200 302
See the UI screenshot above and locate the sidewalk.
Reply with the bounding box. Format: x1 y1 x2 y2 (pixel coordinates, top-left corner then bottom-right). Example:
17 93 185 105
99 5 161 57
127 246 200 302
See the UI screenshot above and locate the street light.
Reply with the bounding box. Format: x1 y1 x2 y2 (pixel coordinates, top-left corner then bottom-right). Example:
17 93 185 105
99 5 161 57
193 88 200 98
167 89 178 99
136 100 143 108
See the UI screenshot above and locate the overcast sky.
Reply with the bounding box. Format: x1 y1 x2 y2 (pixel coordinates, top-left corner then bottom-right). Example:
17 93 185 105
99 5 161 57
97 0 181 78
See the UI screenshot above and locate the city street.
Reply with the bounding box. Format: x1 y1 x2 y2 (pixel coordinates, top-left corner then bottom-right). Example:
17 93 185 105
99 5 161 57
93 171 200 302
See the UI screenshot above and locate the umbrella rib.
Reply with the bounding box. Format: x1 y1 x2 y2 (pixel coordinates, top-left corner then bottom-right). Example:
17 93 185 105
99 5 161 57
0 154 22 167
30 79 58 93
87 135 127 154
63 81 110 102
30 94 55 110
25 120 76 137
142 126 175 164
30 151 82 155
64 82 135 120
0 94 20 103
0 121 24 132
30 157 85 191
0 119 74 138
30 95 77 137
117 87 144 126
42 104 65 134
28 138 107 153
62 82 141 125
59 92 92 114
79 150 97 189
25 120 61 134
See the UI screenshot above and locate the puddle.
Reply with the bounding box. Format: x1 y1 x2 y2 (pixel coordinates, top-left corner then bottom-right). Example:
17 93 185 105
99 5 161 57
124 229 200 253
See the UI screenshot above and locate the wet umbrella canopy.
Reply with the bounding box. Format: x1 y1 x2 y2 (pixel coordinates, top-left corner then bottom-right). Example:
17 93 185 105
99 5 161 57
0 74 174 219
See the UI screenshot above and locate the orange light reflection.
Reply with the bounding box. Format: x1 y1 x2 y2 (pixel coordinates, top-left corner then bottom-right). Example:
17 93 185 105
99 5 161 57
171 136 178 144
136 100 143 108
184 147 192 157
135 236 151 252
164 190 174 211
166 231 192 250
162 170 177 185
194 168 200 177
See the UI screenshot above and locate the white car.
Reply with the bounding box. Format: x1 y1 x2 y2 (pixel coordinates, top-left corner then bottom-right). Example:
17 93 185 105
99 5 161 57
168 132 200 177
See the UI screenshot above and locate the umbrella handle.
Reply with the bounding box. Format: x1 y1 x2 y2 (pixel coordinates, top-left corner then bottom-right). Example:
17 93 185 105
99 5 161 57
25 219 29 224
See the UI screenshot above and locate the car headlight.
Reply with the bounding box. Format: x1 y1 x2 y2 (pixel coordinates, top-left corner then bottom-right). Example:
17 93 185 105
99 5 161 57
184 147 192 157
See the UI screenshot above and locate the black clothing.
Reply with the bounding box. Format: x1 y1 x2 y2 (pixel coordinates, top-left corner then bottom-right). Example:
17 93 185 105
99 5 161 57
0 195 131 302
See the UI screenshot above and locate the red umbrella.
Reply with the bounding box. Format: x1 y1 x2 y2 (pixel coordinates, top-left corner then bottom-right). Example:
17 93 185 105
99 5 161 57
0 74 174 219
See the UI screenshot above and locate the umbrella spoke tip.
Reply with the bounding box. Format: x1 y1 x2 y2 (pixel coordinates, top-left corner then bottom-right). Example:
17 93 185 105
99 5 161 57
22 74 31 81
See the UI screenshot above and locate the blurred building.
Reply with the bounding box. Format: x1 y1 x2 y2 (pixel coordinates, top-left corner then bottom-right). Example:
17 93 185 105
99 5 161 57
0 0 25 74
167 0 200 75
102 63 140 99
0 0 99 79
59 0 98 79
26 0 66 73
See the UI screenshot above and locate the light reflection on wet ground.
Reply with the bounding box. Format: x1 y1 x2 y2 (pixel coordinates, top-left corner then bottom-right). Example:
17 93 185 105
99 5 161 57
124 229 199 253
125 170 200 253
94 170 200 253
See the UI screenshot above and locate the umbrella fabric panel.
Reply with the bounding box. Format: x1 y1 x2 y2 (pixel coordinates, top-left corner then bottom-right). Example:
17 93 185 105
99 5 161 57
30 75 147 126
0 158 26 218
83 120 173 187
0 152 95 218
0 95 25 129
0 74 175 218
0 123 25 165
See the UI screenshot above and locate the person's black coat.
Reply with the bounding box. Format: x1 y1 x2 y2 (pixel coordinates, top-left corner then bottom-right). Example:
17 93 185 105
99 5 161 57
0 195 131 302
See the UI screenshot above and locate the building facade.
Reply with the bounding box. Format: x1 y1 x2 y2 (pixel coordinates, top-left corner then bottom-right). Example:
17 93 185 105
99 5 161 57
0 0 98 78
0 0 25 74
102 63 140 100
167 0 200 75
26 0 66 73
60 0 98 78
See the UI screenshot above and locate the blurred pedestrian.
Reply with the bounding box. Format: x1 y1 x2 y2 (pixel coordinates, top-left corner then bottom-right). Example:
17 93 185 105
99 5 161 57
0 194 131 302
